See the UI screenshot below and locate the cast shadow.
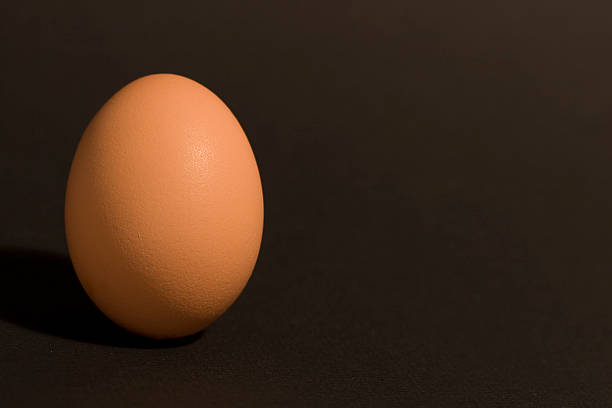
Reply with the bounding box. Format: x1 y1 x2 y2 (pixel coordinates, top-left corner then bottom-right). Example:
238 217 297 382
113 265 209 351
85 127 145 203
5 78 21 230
0 248 202 348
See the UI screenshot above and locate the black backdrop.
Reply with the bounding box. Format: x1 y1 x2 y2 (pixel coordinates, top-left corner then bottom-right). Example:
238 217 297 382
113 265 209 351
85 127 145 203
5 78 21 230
2 1 612 406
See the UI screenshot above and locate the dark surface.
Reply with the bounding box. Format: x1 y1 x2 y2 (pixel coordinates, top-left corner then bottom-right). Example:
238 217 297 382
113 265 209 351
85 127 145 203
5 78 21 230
2 1 612 406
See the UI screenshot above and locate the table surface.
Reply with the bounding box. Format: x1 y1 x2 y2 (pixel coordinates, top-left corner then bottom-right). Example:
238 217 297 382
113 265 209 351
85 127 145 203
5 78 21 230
2 1 612 406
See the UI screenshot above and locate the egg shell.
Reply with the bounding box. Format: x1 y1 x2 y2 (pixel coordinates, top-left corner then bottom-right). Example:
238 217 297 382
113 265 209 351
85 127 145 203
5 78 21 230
65 74 264 339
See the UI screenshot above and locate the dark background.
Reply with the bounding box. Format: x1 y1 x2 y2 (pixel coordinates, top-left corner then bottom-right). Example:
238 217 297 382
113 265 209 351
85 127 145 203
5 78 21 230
2 0 612 406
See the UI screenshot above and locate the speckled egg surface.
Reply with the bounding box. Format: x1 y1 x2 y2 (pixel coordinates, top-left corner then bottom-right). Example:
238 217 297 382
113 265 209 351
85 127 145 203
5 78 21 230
65 74 264 339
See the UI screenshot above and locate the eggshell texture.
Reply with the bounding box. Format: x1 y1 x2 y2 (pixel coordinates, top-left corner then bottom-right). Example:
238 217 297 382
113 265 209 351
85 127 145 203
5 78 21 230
65 74 263 339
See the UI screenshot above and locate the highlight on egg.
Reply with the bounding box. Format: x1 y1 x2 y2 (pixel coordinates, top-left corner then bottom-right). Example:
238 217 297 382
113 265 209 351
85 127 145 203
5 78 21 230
64 74 264 339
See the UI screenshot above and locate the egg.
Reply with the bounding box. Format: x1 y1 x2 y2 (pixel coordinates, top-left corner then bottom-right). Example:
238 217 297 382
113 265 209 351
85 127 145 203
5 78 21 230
65 74 264 339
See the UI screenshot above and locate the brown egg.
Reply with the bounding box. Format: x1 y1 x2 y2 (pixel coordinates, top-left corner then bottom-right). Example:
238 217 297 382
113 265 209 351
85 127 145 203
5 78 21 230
65 74 263 339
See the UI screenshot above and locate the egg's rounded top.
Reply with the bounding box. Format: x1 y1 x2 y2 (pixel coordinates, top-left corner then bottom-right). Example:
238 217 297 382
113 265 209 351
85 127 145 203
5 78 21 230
65 74 263 339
